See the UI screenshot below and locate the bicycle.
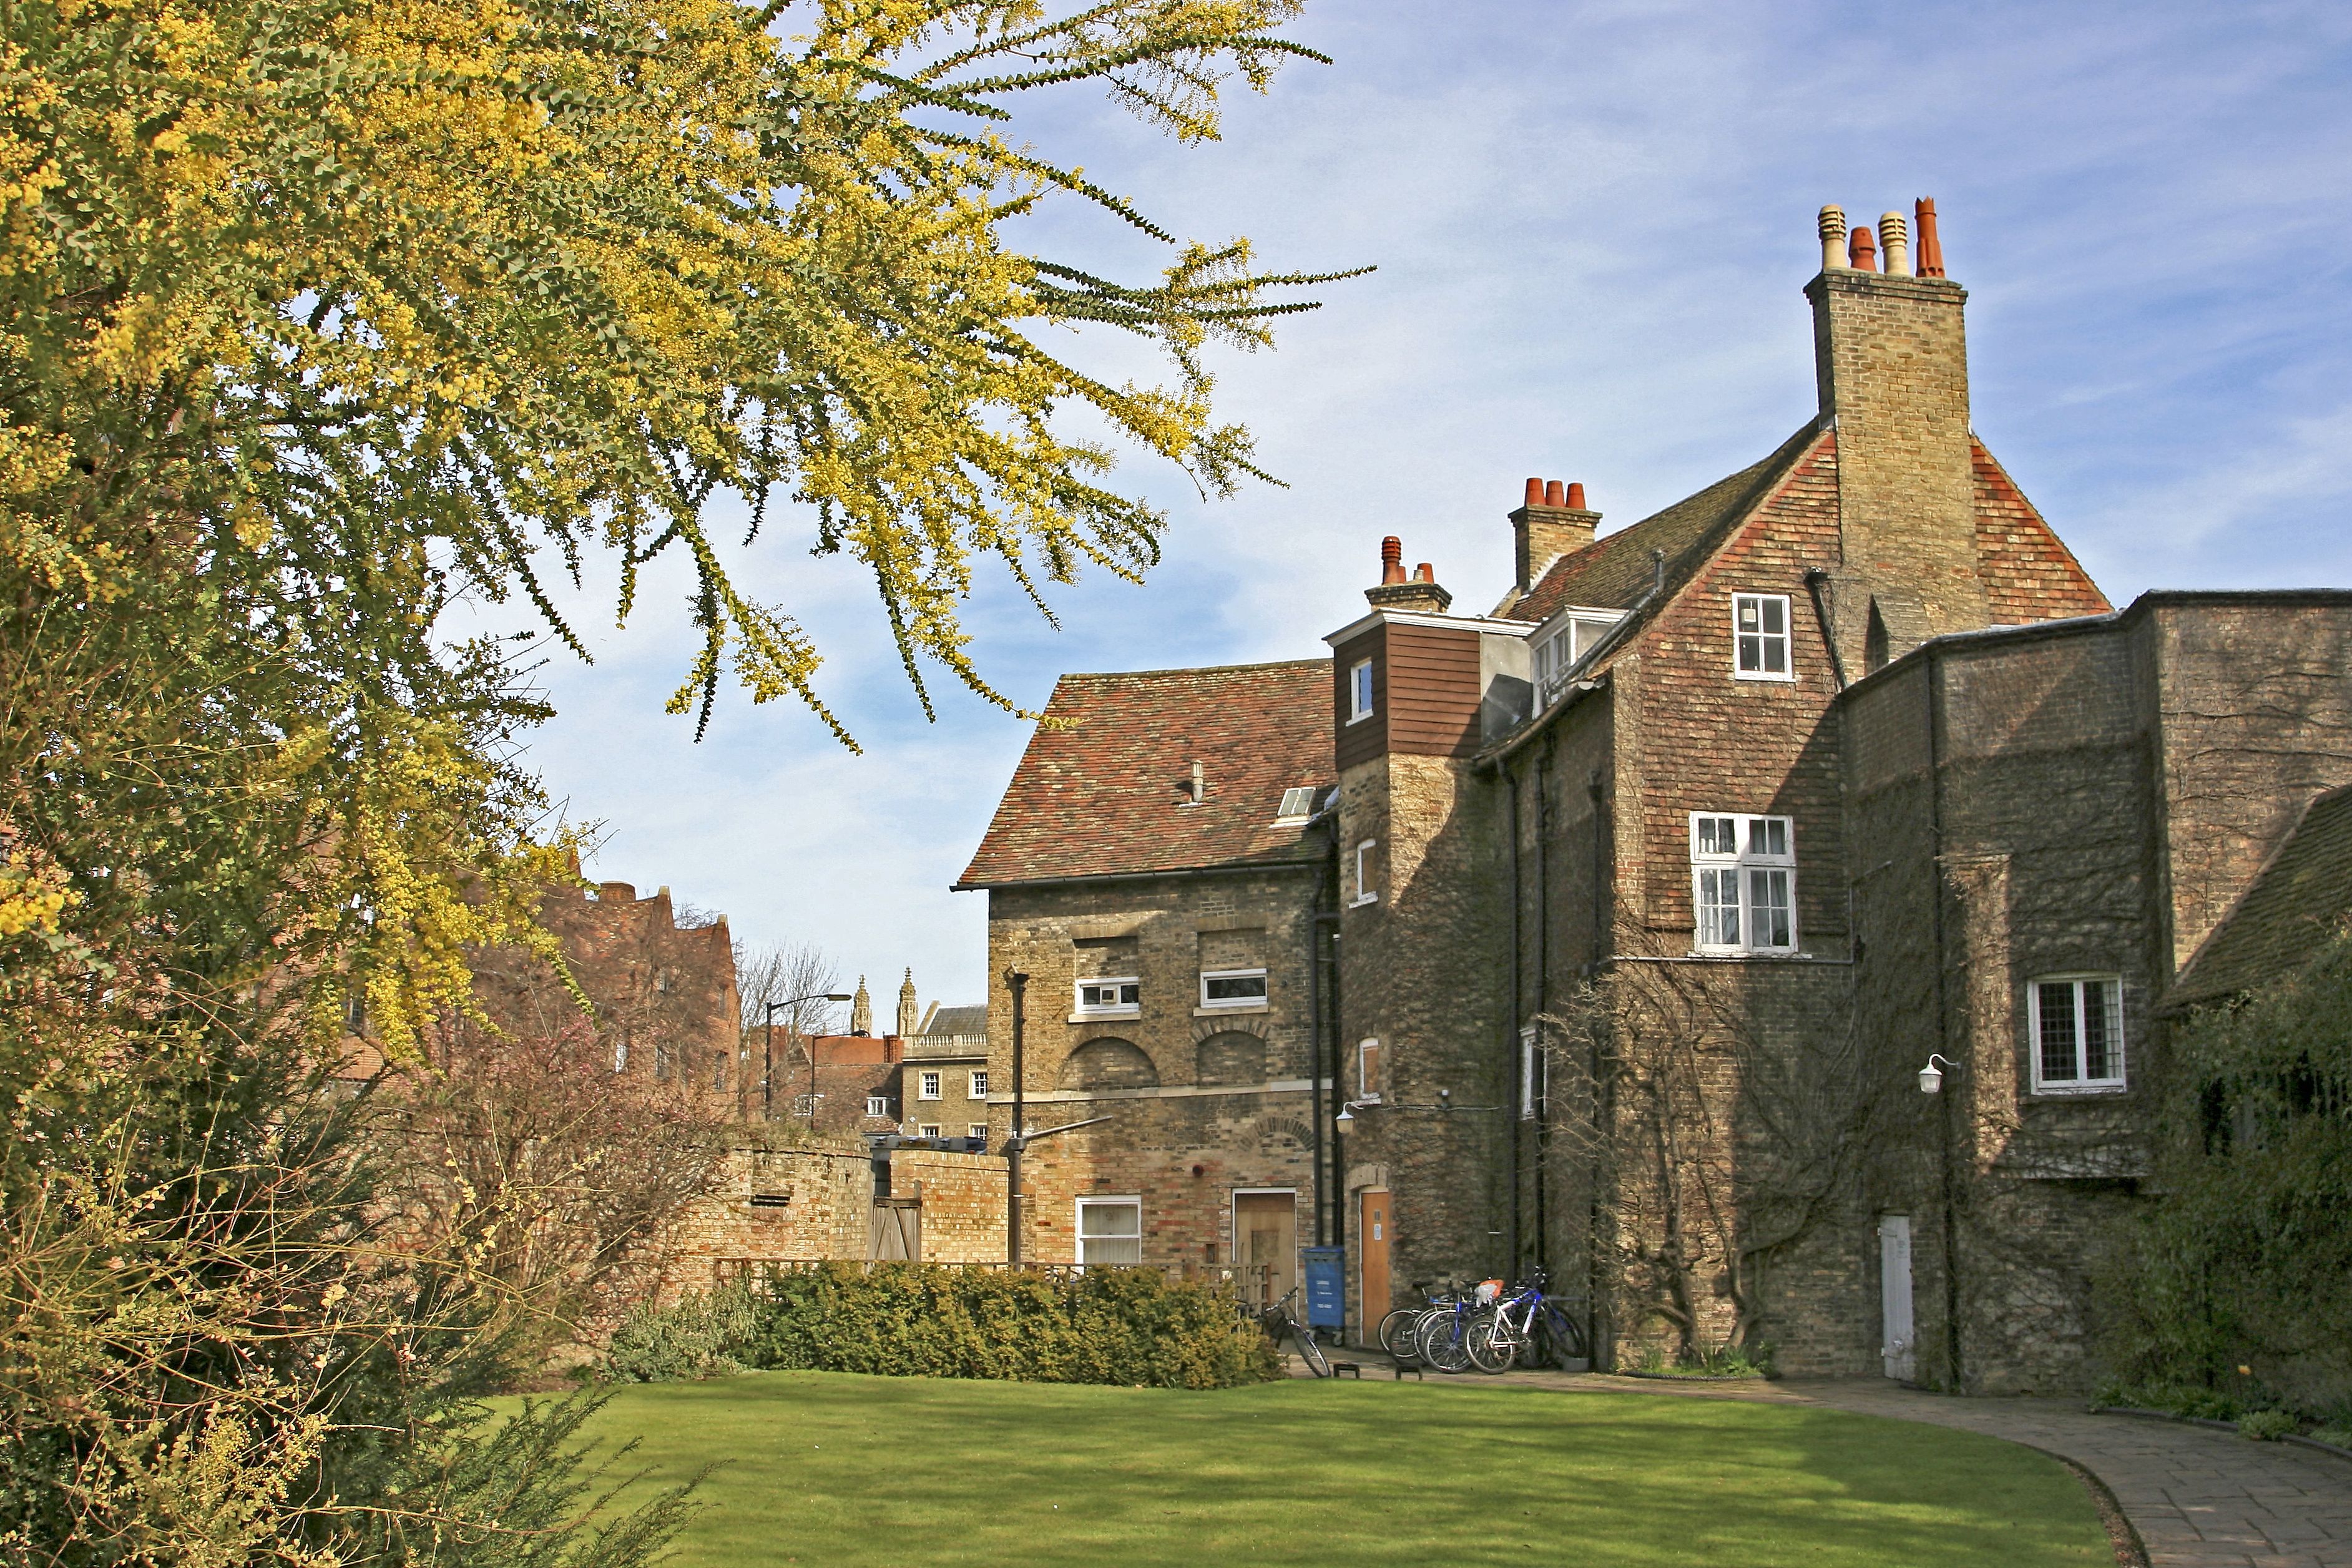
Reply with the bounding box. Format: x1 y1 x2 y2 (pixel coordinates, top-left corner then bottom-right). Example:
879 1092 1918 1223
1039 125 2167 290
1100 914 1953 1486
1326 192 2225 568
1259 1285 1330 1378
1414 1278 1502 1373
1378 1281 1455 1363
1466 1275 1589 1373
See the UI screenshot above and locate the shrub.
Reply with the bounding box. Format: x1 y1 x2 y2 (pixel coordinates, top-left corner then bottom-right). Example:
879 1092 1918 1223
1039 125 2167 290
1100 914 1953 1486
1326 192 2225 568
2239 1409 2298 1441
738 1263 1279 1389
604 1284 763 1383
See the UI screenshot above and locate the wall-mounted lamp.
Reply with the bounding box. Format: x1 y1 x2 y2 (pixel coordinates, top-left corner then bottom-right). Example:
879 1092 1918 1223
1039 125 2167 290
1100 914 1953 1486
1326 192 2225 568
1334 1098 1374 1129
1918 1054 1959 1094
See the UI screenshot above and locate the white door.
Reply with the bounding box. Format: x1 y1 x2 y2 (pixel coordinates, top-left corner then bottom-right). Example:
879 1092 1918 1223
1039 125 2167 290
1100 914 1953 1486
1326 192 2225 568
1879 1215 1915 1381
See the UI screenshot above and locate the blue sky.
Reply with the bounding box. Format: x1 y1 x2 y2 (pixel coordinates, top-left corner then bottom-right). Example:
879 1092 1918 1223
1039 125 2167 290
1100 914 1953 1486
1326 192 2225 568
486 1 2352 1021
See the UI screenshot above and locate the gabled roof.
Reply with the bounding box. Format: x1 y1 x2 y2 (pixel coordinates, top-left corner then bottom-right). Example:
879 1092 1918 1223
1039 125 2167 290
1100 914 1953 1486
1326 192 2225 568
1507 422 1828 625
2167 783 2352 1010
957 659 1335 889
923 1004 987 1037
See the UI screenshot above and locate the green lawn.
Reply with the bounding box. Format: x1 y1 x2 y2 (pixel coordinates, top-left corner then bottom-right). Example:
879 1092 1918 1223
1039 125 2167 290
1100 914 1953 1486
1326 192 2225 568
537 1371 2110 1567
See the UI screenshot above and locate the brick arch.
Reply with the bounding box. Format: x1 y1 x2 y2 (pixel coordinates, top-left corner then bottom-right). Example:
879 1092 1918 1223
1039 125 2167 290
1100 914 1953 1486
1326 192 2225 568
1188 1016 1270 1044
1057 1036 1159 1091
1195 1030 1267 1086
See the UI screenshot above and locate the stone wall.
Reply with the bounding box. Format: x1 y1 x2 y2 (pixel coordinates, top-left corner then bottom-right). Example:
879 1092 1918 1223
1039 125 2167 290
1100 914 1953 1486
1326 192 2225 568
654 1135 1008 1300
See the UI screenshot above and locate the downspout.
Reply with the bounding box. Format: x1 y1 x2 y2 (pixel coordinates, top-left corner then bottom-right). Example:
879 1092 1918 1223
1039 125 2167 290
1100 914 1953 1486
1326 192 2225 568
1305 793 1341 1251
1532 742 1554 1281
1507 759 1523 1275
1925 652 1963 1388
1006 969 1028 1265
1586 767 1608 1360
1803 568 1851 692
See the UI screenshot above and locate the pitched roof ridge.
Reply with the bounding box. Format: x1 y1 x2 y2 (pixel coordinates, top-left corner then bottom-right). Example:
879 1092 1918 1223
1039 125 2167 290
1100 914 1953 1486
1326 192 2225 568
1057 657 1328 684
2166 780 2352 1009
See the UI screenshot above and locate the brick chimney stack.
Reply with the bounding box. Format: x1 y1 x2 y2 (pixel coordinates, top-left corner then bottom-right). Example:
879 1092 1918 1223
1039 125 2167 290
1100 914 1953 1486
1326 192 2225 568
1365 537 1453 614
1509 476 1601 597
1807 195 1989 672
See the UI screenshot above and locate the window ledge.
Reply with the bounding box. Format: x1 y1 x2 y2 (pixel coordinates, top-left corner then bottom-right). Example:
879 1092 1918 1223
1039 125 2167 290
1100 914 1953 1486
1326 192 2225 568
1068 1009 1140 1024
1346 712 1374 725
1348 894 1379 908
1732 672 1798 684
1193 1003 1270 1018
2027 1084 2129 1097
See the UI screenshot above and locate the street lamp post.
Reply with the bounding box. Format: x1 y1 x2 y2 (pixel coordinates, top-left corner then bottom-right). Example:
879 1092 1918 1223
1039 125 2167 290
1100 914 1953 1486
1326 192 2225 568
763 991 853 1121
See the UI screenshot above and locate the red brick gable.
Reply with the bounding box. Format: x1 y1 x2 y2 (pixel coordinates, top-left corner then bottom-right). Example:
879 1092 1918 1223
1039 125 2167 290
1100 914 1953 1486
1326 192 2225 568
1971 442 2111 624
956 660 1335 888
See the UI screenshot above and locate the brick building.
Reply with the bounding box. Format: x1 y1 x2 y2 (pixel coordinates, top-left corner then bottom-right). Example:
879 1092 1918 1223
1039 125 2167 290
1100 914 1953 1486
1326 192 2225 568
957 201 2352 1389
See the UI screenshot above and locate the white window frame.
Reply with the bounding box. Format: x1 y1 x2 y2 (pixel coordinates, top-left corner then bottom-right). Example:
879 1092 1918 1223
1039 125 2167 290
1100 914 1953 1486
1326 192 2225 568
1076 1195 1144 1268
612 1034 629 1073
918 1070 941 1100
1519 1025 1539 1122
1688 813 1798 954
1074 977 1141 1018
1199 968 1269 1009
1732 593 1795 681
968 1123 989 1143
1358 1037 1381 1102
1351 840 1379 907
2027 975 2127 1094
1532 610 1625 707
968 1069 989 1099
1348 658 1375 724
918 1123 943 1139
866 1094 890 1117
1273 785 1316 825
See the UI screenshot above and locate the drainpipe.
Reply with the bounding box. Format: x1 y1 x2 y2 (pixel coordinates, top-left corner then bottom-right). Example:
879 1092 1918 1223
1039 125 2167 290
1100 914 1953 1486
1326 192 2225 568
1006 969 1027 1265
1532 744 1554 1281
1924 655 1963 1388
1507 760 1523 1275
1803 568 1851 691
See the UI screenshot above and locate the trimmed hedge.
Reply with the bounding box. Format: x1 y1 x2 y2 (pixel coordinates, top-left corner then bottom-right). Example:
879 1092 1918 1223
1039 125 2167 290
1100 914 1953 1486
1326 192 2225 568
740 1263 1279 1389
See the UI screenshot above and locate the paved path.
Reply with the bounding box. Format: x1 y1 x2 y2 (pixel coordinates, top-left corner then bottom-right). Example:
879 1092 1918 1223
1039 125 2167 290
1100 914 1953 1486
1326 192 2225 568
1321 1357 2352 1567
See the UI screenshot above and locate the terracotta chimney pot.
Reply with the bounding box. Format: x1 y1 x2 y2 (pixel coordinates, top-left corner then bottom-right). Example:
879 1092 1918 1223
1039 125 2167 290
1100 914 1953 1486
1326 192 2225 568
1914 197 1946 278
1848 222 1879 272
1380 535 1406 586
1543 479 1565 507
1566 481 1586 509
1523 476 1544 507
1819 205 1848 272
1413 562 1434 583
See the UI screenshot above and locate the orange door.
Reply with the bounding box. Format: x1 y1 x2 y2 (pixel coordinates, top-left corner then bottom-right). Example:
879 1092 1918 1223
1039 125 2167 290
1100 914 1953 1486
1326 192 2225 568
1358 1188 1392 1341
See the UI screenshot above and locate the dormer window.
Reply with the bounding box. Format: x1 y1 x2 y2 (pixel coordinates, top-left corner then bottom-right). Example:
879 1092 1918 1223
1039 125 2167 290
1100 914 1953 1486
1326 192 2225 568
1349 659 1375 723
1732 594 1793 680
1273 786 1316 825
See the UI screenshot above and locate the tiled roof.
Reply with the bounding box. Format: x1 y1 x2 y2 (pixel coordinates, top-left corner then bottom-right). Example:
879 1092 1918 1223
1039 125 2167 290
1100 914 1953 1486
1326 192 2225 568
957 660 1335 888
1972 445 2112 623
2167 783 2352 1009
923 1004 987 1036
1507 423 1828 624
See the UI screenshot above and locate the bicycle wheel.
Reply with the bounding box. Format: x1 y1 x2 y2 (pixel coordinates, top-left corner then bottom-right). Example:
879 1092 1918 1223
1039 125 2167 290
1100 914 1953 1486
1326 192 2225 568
1418 1310 1474 1373
1377 1306 1424 1361
1536 1305 1589 1368
1292 1323 1331 1378
1465 1315 1517 1374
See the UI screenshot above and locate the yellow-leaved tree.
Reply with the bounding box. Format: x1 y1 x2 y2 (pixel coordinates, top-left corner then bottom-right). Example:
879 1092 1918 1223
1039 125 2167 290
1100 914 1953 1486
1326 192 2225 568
0 2 1350 1560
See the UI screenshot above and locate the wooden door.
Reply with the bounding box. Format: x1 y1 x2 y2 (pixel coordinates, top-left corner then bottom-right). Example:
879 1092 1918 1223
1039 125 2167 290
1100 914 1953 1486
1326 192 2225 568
1879 1214 1914 1380
1358 1189 1392 1341
1233 1192 1297 1310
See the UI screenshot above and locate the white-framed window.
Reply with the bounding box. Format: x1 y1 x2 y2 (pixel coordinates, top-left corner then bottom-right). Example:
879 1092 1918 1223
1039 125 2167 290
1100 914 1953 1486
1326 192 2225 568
2029 976 2127 1093
1077 1196 1143 1267
612 1034 629 1073
1690 813 1796 953
1075 978 1140 1016
1200 968 1268 1009
919 1123 943 1139
918 1070 942 1100
1273 785 1316 825
1358 1037 1381 1100
1519 1025 1539 1121
1348 658 1375 723
1732 593 1793 680
969 1069 989 1099
1351 840 1379 906
968 1123 988 1142
866 1094 890 1117
791 1092 815 1117
1532 611 1625 707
